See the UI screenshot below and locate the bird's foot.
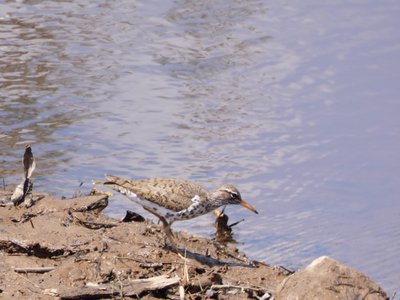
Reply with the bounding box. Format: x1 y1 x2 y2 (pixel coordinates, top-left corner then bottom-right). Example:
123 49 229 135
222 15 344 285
143 205 177 250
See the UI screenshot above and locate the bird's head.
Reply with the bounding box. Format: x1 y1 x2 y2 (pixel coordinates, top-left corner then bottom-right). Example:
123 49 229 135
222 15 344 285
213 184 258 214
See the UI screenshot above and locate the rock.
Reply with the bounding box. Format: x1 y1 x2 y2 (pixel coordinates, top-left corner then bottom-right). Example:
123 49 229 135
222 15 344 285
275 256 388 300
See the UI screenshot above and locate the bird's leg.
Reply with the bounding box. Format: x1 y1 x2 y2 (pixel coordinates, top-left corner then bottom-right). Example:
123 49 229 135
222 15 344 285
143 205 177 249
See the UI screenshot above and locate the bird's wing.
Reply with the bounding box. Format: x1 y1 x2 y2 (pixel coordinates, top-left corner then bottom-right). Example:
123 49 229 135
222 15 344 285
98 175 208 212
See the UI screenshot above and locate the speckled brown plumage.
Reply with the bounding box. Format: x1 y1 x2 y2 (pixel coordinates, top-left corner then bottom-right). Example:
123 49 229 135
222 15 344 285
102 175 208 212
96 175 258 224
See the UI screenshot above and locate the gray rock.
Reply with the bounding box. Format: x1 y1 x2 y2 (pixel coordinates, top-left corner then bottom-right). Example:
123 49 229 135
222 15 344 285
276 256 388 300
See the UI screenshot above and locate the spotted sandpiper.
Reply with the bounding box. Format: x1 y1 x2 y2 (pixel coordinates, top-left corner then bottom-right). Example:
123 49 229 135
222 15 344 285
96 175 258 228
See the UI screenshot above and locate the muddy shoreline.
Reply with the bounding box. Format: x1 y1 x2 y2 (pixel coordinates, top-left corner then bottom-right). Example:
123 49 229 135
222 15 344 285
0 189 389 299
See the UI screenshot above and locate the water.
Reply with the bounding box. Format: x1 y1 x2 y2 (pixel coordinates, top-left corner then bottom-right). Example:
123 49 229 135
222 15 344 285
1 0 399 294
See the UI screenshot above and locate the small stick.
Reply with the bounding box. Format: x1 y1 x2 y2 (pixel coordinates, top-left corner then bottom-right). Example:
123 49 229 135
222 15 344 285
14 267 56 274
228 219 245 228
139 262 164 269
72 214 118 229
116 256 187 266
72 182 84 198
211 284 266 292
390 291 397 300
278 265 294 275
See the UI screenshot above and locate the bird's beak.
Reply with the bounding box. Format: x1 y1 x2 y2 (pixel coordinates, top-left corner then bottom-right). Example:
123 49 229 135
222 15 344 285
239 200 258 214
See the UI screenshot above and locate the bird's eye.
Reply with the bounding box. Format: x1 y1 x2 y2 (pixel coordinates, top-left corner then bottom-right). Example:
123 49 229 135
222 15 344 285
230 192 238 199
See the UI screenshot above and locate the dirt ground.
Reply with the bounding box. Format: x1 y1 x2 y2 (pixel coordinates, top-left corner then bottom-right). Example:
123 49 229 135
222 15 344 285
0 189 289 299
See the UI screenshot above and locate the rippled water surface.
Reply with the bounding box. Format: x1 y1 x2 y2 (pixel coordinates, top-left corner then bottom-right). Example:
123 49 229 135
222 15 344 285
1 0 399 294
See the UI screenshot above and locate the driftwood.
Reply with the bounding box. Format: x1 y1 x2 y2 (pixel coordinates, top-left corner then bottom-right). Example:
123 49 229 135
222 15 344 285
58 275 180 299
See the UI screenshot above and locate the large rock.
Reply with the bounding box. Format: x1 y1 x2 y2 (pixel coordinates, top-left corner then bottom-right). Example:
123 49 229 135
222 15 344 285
276 256 388 300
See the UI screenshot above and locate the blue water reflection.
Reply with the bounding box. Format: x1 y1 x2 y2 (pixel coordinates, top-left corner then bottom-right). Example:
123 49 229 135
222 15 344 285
0 0 399 293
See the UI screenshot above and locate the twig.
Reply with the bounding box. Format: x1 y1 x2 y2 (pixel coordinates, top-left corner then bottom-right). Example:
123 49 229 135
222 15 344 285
72 214 118 230
211 283 267 293
390 290 397 300
228 219 245 228
277 265 294 275
72 182 84 198
14 267 56 274
116 256 186 267
139 262 164 269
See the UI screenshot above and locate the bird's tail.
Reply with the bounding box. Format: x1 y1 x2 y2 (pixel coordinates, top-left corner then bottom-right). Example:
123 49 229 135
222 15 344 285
94 175 127 186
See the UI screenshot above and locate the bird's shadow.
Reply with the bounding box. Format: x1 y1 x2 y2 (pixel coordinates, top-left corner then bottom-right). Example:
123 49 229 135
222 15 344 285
165 244 257 268
142 205 256 268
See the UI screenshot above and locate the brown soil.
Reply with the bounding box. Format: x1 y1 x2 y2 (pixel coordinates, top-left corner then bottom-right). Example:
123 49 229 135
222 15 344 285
0 190 289 299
